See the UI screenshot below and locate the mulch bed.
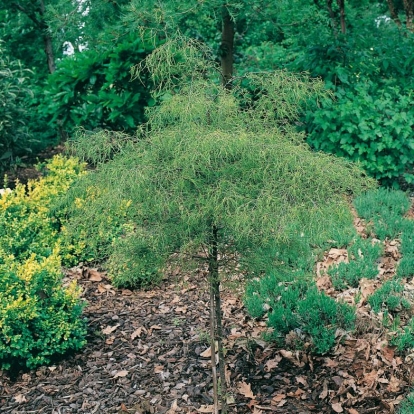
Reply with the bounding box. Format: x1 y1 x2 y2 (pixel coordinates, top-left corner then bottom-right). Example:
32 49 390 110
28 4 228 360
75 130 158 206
1 260 412 414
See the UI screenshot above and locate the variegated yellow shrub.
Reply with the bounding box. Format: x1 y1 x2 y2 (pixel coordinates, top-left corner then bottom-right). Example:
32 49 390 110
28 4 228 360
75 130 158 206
0 155 87 370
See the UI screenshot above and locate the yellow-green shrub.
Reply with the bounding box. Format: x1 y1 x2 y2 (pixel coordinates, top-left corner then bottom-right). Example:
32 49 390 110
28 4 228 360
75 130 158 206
0 251 86 369
0 155 87 369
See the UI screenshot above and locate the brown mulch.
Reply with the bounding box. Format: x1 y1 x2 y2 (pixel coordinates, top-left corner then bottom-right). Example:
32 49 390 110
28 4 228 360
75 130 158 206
0 260 412 414
2 145 65 188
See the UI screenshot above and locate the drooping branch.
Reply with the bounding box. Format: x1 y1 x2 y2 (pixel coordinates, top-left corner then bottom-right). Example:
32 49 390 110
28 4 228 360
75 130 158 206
387 0 402 27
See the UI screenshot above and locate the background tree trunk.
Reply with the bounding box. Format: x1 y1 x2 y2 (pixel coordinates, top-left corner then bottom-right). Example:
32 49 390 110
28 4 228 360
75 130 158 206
337 0 346 34
387 0 402 26
220 5 234 89
403 0 414 30
326 0 338 37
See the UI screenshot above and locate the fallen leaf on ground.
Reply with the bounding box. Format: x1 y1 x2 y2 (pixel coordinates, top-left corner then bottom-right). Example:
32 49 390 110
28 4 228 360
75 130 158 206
88 269 102 281
131 327 145 340
331 402 344 413
238 381 255 399
102 324 120 335
14 394 27 403
196 405 215 413
113 370 128 378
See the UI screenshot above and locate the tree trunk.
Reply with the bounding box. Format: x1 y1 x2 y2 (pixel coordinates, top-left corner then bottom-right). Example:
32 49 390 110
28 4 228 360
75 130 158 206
326 0 338 37
208 224 227 413
209 277 219 414
37 0 56 73
387 0 402 27
403 0 414 30
220 5 234 89
337 0 346 34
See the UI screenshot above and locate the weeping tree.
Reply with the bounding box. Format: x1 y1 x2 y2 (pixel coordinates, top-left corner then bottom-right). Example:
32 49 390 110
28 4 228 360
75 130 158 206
65 39 375 412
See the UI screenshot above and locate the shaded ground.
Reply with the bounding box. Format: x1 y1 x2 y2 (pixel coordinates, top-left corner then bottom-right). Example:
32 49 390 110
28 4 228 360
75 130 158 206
1 260 412 414
2 145 65 188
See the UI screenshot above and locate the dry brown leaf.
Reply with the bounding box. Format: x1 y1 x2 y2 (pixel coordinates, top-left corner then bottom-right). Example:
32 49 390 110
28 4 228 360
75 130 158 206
154 365 164 373
252 408 263 414
387 375 400 393
113 370 129 378
279 349 304 367
88 269 102 282
316 276 333 291
196 405 215 413
265 356 282 371
296 376 308 387
238 381 255 399
120 402 128 412
331 402 344 413
175 306 187 313
272 394 286 403
131 327 145 340
319 379 329 400
121 289 133 296
359 278 376 300
14 394 27 403
102 324 120 335
347 409 359 414
324 358 339 368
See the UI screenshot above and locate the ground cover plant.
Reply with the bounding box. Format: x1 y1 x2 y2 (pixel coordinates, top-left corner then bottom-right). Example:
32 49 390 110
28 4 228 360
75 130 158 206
0 155 87 370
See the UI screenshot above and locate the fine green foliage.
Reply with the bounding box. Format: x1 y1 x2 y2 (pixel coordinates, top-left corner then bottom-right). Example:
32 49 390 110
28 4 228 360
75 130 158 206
390 317 414 352
245 279 355 354
368 279 410 314
398 221 414 278
328 237 382 290
354 188 411 220
399 392 414 414
0 155 87 370
354 188 411 240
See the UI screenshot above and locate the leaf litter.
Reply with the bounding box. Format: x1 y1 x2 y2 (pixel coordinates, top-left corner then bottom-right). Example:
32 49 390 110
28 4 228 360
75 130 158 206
1 207 414 413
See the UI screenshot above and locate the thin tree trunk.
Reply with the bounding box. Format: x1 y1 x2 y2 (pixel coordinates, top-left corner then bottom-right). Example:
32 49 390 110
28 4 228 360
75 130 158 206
403 0 414 30
37 0 56 73
210 224 227 413
209 277 219 414
220 5 234 89
387 0 402 27
326 0 338 37
337 0 346 34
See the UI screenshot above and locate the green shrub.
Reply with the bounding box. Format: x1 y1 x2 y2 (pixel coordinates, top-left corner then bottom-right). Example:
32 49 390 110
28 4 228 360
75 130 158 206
0 44 33 172
40 33 156 136
328 237 382 290
306 82 414 185
245 278 356 354
0 156 86 263
107 231 163 288
0 155 87 370
0 252 86 369
368 279 410 314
